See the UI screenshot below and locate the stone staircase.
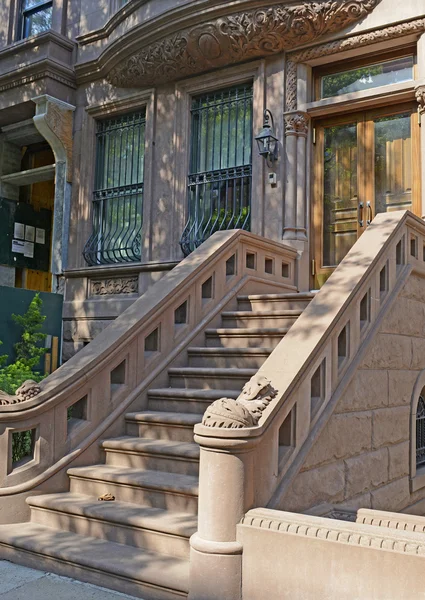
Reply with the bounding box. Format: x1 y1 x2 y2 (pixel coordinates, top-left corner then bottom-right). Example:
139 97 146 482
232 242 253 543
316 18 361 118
0 292 313 600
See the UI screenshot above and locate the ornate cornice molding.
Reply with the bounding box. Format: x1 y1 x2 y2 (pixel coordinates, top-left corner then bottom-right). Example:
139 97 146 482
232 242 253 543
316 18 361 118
107 0 378 88
286 17 425 110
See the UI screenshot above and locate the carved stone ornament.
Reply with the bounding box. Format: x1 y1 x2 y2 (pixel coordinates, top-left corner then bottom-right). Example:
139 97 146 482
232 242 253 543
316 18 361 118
284 111 309 136
108 0 378 88
416 85 425 114
90 276 139 296
0 380 42 406
202 374 277 428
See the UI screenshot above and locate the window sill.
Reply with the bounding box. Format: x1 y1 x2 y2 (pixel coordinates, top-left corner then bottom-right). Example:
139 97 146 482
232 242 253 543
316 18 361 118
306 80 416 117
410 465 425 493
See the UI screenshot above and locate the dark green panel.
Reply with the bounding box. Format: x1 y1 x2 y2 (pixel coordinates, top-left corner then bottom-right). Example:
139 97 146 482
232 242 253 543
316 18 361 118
0 287 63 369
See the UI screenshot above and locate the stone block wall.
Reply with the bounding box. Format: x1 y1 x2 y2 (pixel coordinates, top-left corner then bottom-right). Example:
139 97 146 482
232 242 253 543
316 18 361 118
280 273 425 514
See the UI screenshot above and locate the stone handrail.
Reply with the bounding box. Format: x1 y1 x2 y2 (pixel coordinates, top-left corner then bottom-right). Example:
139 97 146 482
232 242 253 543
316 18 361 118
190 210 425 599
0 229 297 500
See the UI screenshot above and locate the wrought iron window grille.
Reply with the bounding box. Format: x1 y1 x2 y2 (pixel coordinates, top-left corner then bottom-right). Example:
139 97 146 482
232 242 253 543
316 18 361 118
83 111 146 266
416 395 425 468
180 84 253 257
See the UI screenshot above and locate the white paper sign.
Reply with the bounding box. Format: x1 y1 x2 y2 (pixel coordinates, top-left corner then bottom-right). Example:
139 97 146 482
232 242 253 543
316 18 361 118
25 225 35 242
12 239 25 254
23 242 34 258
35 228 45 244
13 223 25 240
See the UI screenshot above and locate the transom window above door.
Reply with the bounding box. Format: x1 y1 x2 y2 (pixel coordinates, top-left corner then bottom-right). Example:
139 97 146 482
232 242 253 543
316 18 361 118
180 84 253 256
312 104 420 288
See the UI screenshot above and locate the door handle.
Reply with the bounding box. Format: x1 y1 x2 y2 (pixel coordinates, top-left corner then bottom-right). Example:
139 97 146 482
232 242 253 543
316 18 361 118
366 201 373 225
357 201 364 227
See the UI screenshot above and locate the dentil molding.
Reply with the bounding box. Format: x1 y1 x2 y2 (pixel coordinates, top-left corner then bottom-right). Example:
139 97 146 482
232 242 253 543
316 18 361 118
108 0 379 88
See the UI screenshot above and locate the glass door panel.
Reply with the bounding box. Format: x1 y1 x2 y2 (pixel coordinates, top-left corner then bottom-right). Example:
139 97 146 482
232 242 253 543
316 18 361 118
373 113 412 215
323 122 358 267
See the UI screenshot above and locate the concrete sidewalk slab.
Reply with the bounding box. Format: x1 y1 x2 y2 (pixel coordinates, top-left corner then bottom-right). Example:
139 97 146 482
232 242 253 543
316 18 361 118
0 561 143 599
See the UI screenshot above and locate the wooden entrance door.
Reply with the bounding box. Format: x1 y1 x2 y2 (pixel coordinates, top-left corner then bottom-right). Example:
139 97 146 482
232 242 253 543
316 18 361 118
312 103 420 288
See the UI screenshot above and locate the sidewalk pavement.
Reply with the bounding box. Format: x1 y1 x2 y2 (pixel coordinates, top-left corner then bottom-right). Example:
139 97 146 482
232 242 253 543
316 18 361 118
0 560 143 599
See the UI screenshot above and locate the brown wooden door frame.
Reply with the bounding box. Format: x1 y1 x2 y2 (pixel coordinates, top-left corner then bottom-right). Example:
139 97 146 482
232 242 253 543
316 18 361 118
311 102 420 289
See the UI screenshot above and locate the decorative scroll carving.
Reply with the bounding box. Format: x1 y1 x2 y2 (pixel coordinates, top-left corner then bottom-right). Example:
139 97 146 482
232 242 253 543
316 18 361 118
90 276 139 296
108 0 378 88
416 85 425 114
284 111 309 137
202 374 277 428
286 17 425 110
0 380 42 406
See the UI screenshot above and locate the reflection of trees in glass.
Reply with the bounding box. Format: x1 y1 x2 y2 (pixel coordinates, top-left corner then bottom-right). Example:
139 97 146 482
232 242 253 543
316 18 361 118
323 123 357 267
374 113 411 213
22 0 52 38
322 56 413 98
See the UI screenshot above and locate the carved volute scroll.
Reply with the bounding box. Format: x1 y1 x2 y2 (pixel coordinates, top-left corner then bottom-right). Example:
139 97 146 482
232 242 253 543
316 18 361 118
0 380 42 406
202 374 277 428
108 0 379 88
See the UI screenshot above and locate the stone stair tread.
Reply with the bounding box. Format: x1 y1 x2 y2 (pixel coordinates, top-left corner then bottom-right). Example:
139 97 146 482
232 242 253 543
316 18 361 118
188 347 272 354
126 411 202 426
221 310 302 316
67 464 199 495
0 522 189 592
102 437 200 459
28 493 197 537
167 367 256 376
148 388 239 399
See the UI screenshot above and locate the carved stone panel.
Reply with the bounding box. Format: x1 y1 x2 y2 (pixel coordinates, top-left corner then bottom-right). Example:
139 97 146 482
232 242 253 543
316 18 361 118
108 0 378 88
90 276 139 296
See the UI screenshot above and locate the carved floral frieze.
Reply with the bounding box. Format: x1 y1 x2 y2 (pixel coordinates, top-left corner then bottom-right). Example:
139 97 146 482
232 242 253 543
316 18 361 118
202 374 277 428
416 85 425 114
284 111 309 136
108 0 378 88
90 276 139 296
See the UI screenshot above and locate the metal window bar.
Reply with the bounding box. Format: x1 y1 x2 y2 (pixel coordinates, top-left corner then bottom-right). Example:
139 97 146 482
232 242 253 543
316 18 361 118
180 84 253 256
416 396 425 467
83 111 146 266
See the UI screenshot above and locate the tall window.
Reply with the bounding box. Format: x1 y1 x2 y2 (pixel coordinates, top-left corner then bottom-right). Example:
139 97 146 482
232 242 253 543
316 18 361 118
180 84 253 256
21 0 52 38
417 396 425 468
83 111 146 266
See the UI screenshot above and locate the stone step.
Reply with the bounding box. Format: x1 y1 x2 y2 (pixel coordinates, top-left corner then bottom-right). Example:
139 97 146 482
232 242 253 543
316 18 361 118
205 327 290 348
148 388 238 414
68 465 199 514
168 367 255 390
102 437 200 476
187 346 272 369
126 411 200 442
28 493 197 559
221 309 302 328
0 522 189 600
237 292 314 311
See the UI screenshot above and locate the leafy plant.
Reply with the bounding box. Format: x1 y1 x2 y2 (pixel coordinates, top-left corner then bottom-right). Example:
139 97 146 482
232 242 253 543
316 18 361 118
12 293 47 370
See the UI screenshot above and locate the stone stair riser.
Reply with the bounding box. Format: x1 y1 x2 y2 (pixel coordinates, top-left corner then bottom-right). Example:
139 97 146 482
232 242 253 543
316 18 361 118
148 397 211 414
187 352 268 369
237 298 311 311
0 545 187 600
221 314 299 328
69 477 199 514
126 421 197 443
205 331 285 348
104 449 199 476
30 506 192 559
168 372 248 390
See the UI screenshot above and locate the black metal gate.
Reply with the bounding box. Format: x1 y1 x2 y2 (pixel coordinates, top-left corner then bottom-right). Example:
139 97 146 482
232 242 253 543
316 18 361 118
180 85 253 256
83 111 146 266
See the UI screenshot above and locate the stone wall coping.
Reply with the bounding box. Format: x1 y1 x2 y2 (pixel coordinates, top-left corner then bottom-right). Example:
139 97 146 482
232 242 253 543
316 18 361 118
64 260 180 278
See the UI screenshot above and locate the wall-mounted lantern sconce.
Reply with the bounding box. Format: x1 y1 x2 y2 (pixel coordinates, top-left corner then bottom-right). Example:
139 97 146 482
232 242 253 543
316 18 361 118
255 109 278 167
